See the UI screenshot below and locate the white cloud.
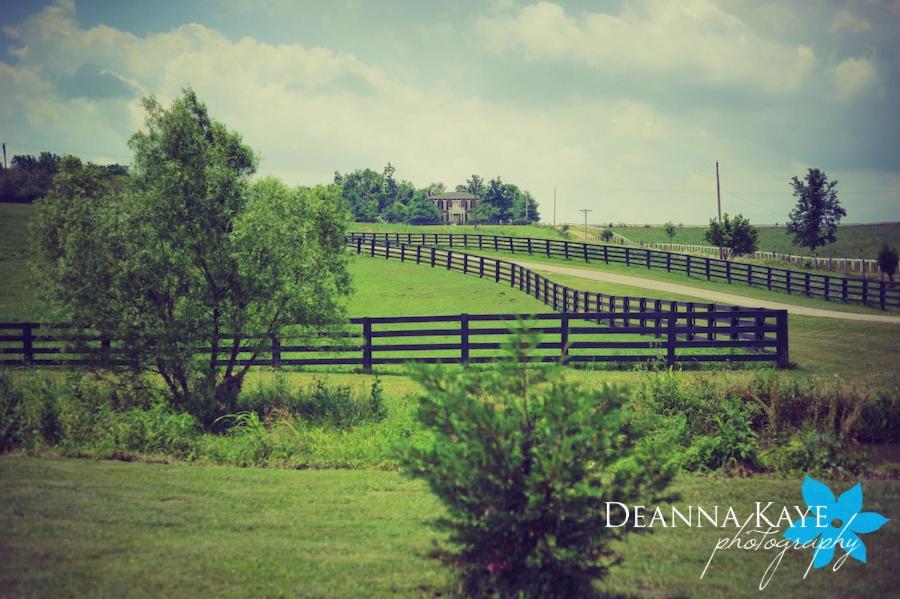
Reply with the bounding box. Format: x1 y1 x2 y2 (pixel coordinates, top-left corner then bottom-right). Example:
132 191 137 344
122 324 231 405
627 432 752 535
0 0 897 224
832 57 877 101
476 0 815 94
830 10 872 34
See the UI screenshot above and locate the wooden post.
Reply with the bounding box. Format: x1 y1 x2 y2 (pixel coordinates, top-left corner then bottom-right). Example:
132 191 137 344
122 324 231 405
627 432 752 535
625 247 630 267
400 243 405 262
687 302 695 340
776 311 789 368
666 314 676 367
730 306 739 341
583 243 589 263
460 314 470 363
862 278 869 306
271 333 281 369
430 247 436 267
362 318 372 372
705 257 710 280
527 237 532 254
22 323 34 365
385 239 390 259
356 237 362 255
546 239 551 258
446 249 453 270
370 238 376 257
462 252 468 274
686 255 691 277
479 256 484 278
416 245 421 264
880 280 886 310
604 245 609 263
666 252 671 272
560 313 569 362
786 270 791 294
564 241 570 261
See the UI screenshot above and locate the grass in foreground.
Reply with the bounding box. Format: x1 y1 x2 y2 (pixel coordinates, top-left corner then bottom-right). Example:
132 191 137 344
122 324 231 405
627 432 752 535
1 456 898 598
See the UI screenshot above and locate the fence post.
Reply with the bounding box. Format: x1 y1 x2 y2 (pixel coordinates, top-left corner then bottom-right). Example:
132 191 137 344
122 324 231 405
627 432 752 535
730 306 739 341
880 280 886 310
560 313 569 362
362 318 372 373
478 234 483 250
462 253 468 274
447 249 453 270
862 278 869 306
625 247 630 267
430 247 436 268
527 237 532 254
546 239 551 258
604 245 609 263
726 261 731 284
564 241 570 261
479 256 484 278
776 311 789 368
460 314 470 364
271 333 281 369
786 270 791 294
705 257 710 280
370 238 376 257
686 255 691 277
385 239 390 260
687 302 695 340
767 267 772 290
22 323 34 365
356 237 362 255
400 243 405 263
416 245 421 264
666 252 671 272
707 303 715 340
583 243 589 263
666 314 676 368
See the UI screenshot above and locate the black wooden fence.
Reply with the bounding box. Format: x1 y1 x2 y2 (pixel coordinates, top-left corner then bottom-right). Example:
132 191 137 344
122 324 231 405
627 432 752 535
0 309 788 370
348 232 899 309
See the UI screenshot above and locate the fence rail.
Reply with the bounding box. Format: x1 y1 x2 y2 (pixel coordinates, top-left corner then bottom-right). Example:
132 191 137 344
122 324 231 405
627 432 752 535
348 232 898 309
0 307 789 370
583 229 895 276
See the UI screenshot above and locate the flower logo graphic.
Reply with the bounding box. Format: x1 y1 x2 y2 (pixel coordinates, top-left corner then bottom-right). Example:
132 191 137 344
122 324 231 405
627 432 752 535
784 476 889 569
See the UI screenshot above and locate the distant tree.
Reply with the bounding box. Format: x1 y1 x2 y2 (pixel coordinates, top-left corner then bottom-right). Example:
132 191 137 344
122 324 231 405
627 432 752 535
384 199 408 223
663 221 676 241
456 174 485 200
470 200 499 226
334 167 383 221
600 229 614 242
510 187 540 224
406 192 441 225
424 182 446 196
877 244 898 282
705 214 759 256
787 168 846 254
32 90 351 427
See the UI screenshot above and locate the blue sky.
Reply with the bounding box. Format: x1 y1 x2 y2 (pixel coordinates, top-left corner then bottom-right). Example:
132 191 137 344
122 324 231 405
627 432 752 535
2 0 898 224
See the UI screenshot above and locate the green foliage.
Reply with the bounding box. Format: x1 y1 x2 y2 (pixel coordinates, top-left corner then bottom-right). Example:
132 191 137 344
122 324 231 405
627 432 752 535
405 191 441 224
876 243 898 280
0 152 124 204
237 375 387 428
31 89 351 426
400 334 675 597
787 168 846 253
600 229 614 242
663 221 676 241
704 213 759 256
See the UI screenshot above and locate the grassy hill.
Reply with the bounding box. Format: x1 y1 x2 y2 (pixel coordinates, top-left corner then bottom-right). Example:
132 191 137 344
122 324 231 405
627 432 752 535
590 223 900 259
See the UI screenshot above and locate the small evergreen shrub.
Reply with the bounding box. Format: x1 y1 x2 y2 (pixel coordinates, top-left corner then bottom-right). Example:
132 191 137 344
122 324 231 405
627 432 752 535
400 333 675 597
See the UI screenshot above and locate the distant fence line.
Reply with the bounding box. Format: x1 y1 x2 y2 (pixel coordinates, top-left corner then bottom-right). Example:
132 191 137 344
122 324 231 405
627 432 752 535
347 232 899 310
589 230 894 276
0 307 788 370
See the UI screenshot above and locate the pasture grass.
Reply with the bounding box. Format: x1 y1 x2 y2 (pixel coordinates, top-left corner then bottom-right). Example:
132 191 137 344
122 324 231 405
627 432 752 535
591 223 900 259
1 456 898 598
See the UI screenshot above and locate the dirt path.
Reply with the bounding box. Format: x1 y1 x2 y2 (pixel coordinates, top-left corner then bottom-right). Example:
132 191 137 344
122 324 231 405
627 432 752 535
512 259 900 324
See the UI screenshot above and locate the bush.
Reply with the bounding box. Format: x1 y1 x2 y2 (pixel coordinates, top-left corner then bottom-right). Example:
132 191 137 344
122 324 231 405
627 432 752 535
400 333 675 597
237 376 386 428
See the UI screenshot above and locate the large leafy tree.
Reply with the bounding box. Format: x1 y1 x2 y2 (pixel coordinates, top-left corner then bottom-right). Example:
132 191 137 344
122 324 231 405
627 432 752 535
787 168 846 253
33 89 351 426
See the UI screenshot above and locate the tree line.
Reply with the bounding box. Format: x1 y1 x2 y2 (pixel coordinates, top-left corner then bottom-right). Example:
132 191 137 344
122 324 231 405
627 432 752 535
333 167 540 225
0 151 127 203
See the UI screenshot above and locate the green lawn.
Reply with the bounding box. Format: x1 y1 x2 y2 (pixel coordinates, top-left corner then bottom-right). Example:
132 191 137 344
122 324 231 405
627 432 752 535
435 245 896 317
593 223 900 259
1 456 898 598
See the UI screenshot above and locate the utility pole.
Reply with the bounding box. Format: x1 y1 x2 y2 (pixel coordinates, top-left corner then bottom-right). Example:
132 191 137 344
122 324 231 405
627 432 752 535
580 209 592 240
716 161 724 259
1 143 6 192
553 187 557 228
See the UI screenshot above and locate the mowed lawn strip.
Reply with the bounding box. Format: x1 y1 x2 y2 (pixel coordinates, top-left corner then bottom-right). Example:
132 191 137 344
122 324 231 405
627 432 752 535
1 456 898 598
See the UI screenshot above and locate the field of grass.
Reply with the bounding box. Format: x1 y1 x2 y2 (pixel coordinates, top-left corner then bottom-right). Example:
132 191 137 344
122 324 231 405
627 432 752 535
350 221 564 240
1 456 898 597
590 223 900 259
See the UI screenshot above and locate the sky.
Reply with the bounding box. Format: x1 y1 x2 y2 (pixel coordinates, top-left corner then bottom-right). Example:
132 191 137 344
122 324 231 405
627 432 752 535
1 0 899 224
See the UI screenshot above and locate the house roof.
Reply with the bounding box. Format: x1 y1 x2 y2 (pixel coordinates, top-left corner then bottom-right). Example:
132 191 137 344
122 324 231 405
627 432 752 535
428 192 476 200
